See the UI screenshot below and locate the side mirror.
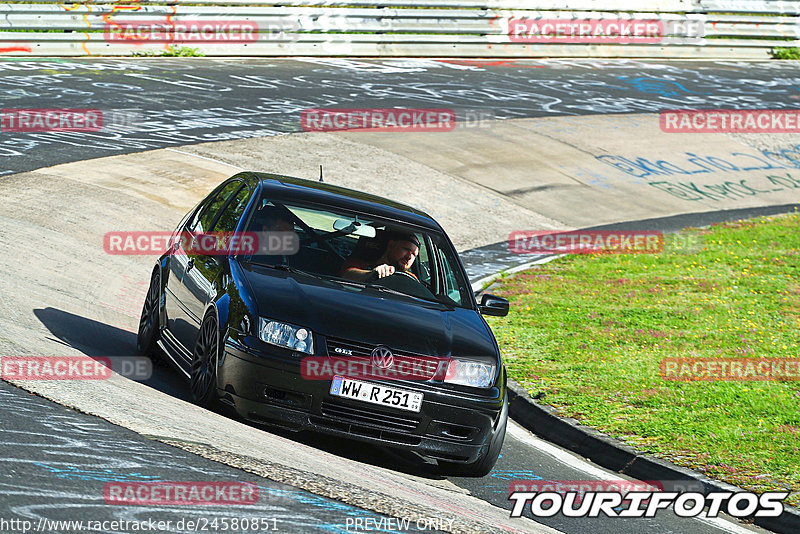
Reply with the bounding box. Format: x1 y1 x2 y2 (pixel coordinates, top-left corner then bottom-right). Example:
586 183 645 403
479 294 509 317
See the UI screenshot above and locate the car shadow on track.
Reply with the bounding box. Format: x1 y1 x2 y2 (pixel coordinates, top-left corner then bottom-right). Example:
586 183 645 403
34 307 191 401
34 307 447 481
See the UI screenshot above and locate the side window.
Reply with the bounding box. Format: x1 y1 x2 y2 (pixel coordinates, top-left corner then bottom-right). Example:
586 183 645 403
190 180 243 234
415 233 432 287
437 247 466 306
213 184 251 233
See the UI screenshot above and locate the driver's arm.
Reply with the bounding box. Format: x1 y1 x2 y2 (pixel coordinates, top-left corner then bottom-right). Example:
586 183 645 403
342 263 395 282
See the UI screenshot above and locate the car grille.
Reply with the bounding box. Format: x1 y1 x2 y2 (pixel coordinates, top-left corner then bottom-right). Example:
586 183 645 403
320 399 420 432
325 337 448 380
311 399 423 445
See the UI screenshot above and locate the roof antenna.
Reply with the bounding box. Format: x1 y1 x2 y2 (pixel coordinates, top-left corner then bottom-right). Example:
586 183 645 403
319 165 324 182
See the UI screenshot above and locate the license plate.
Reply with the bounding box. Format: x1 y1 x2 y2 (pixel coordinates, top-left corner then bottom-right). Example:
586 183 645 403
330 376 423 413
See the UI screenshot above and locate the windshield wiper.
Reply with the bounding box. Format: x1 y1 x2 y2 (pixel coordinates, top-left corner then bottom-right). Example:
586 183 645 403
270 263 307 274
332 278 369 289
365 284 431 303
253 263 378 291
248 261 326 280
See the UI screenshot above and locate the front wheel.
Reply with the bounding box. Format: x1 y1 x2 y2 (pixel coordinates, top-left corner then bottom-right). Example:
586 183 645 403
190 311 221 408
439 394 508 477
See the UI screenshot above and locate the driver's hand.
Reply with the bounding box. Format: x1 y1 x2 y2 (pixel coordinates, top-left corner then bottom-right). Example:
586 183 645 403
373 264 395 278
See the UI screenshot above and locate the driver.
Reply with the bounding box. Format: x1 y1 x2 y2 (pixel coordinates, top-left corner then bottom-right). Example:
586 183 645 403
340 231 420 283
255 206 294 233
251 206 296 257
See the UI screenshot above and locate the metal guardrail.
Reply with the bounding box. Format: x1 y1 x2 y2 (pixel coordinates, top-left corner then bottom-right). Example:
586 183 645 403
10 0 800 10
0 1 797 57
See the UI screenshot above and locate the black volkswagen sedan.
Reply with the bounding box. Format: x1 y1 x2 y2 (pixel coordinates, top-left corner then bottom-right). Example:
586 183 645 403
137 172 510 476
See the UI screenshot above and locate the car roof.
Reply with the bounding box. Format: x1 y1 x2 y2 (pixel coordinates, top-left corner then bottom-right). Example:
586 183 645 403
247 172 442 231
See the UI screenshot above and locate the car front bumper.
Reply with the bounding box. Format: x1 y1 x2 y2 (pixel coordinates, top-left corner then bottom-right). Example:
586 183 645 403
218 338 506 464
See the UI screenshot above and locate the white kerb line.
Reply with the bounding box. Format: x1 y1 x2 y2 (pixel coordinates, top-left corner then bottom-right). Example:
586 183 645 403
471 255 560 293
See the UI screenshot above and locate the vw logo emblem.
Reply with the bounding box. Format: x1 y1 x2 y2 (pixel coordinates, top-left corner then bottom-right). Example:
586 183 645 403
371 346 394 369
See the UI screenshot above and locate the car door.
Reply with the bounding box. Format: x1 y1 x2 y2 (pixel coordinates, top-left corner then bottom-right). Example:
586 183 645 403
180 180 255 350
169 180 245 351
165 202 206 353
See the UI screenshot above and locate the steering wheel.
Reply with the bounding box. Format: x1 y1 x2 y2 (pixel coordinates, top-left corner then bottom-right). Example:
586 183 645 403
393 270 419 281
368 268 439 301
369 269 417 282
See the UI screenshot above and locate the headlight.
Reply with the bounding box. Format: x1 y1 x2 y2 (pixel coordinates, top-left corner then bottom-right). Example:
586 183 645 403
258 318 314 355
444 359 495 388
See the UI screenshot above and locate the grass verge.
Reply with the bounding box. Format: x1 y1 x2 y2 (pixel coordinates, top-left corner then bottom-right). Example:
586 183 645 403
131 45 204 57
487 212 800 506
772 47 800 60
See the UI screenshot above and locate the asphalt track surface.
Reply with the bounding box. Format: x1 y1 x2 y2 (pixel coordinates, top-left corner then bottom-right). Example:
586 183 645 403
1 57 796 534
1 58 799 174
0 381 440 534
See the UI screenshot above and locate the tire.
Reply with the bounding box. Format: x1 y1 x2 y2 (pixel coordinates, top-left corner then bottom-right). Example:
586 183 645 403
190 310 221 407
439 394 508 477
136 269 162 359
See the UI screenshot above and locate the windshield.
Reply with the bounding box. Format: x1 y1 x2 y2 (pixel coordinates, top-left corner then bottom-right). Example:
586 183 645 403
240 196 473 309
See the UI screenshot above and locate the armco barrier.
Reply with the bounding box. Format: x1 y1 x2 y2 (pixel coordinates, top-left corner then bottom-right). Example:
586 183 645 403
0 1 797 58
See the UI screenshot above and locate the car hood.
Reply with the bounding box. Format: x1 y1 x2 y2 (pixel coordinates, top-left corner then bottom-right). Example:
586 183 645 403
240 263 498 360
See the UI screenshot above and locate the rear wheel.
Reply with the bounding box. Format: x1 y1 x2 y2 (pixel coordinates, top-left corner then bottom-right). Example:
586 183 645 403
190 311 221 407
439 394 508 477
136 269 161 359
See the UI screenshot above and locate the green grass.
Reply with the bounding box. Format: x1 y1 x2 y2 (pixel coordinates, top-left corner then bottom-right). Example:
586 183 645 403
772 47 800 60
130 45 204 57
487 212 800 506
